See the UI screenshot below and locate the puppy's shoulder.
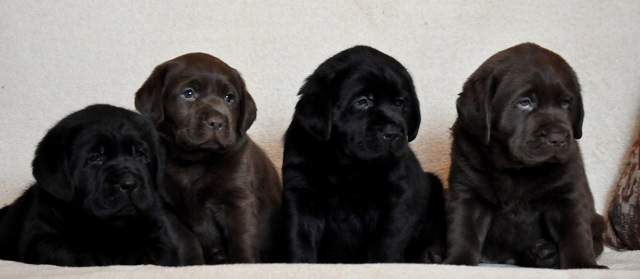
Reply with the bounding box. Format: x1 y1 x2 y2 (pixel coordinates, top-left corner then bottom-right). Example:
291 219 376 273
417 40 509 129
2 185 38 218
0 185 39 260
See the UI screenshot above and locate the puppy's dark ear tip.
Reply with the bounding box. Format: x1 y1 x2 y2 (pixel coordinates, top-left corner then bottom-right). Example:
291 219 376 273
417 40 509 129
573 128 583 139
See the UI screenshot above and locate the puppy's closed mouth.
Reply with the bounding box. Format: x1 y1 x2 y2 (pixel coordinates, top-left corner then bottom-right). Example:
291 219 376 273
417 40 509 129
112 205 140 216
175 126 233 151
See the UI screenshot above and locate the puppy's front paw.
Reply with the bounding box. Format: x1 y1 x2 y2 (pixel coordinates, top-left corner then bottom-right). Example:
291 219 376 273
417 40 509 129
524 239 559 268
210 248 229 264
421 246 445 264
443 254 479 266
563 261 608 269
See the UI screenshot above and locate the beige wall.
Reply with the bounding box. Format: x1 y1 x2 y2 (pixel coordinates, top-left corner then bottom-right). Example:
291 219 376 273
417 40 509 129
1 0 639 212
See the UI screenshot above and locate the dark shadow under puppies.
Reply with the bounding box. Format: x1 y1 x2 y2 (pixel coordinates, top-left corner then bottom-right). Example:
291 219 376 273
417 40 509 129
444 42 605 269
0 104 202 266
282 45 446 263
135 53 283 264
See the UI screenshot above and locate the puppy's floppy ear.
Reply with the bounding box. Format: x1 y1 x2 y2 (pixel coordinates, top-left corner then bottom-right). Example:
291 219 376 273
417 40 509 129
403 78 421 142
149 128 166 186
294 71 335 141
135 61 175 124
133 114 166 186
456 74 497 145
572 92 584 139
32 124 75 202
235 71 257 136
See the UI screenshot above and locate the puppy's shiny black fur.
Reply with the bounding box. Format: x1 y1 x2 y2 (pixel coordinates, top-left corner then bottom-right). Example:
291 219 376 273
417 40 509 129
0 105 202 266
282 46 445 263
444 43 605 269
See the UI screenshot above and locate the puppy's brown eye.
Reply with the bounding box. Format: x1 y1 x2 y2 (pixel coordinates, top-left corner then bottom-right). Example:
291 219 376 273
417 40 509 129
561 99 572 109
353 96 373 110
395 98 405 108
224 93 235 104
516 98 533 110
182 89 197 100
87 153 104 165
87 146 105 165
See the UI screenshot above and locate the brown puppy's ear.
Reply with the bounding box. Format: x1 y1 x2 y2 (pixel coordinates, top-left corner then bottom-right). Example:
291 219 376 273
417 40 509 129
135 61 175 124
572 92 584 139
237 75 257 136
32 124 75 202
294 72 335 142
233 69 258 137
456 74 496 145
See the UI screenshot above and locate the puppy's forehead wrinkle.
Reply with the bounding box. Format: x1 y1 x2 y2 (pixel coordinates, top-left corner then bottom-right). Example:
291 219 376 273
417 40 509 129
495 49 578 94
340 73 403 100
175 73 233 92
497 71 569 105
72 124 146 155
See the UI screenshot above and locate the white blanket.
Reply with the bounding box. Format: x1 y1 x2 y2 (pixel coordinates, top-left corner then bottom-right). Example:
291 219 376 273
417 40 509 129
1 250 639 278
1 1 640 277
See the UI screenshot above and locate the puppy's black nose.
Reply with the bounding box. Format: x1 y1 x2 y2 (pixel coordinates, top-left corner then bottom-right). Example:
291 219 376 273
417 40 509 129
117 174 138 192
203 116 225 130
381 125 402 142
544 132 568 147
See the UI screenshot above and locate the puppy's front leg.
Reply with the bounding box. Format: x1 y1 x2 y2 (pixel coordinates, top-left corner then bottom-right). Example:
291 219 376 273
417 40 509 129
283 188 325 263
544 199 605 269
368 190 413 263
226 195 261 263
162 211 205 265
443 190 492 266
22 233 110 266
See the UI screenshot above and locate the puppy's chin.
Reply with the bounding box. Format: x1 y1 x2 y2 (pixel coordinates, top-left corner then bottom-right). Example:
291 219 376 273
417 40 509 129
508 141 576 166
174 127 236 152
86 200 149 220
85 185 154 220
346 138 407 162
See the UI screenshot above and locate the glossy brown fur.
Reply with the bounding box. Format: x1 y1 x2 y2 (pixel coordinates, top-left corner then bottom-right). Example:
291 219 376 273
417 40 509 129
444 43 605 269
135 53 282 264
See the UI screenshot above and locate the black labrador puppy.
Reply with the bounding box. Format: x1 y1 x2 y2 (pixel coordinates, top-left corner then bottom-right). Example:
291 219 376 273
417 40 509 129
0 104 202 266
444 43 605 269
282 45 445 263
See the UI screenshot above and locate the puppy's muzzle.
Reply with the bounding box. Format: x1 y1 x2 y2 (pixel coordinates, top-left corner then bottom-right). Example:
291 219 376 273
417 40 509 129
542 131 568 148
537 128 569 148
113 173 139 193
379 124 404 143
105 166 144 194
201 113 228 131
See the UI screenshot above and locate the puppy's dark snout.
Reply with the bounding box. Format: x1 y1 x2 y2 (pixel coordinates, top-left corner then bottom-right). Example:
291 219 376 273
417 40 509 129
116 173 138 193
542 131 568 147
380 125 403 142
203 115 226 130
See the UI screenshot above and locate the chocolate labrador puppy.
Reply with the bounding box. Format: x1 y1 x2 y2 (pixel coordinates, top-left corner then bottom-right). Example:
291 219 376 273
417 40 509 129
135 53 282 264
444 43 605 269
0 104 201 266
282 46 445 263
